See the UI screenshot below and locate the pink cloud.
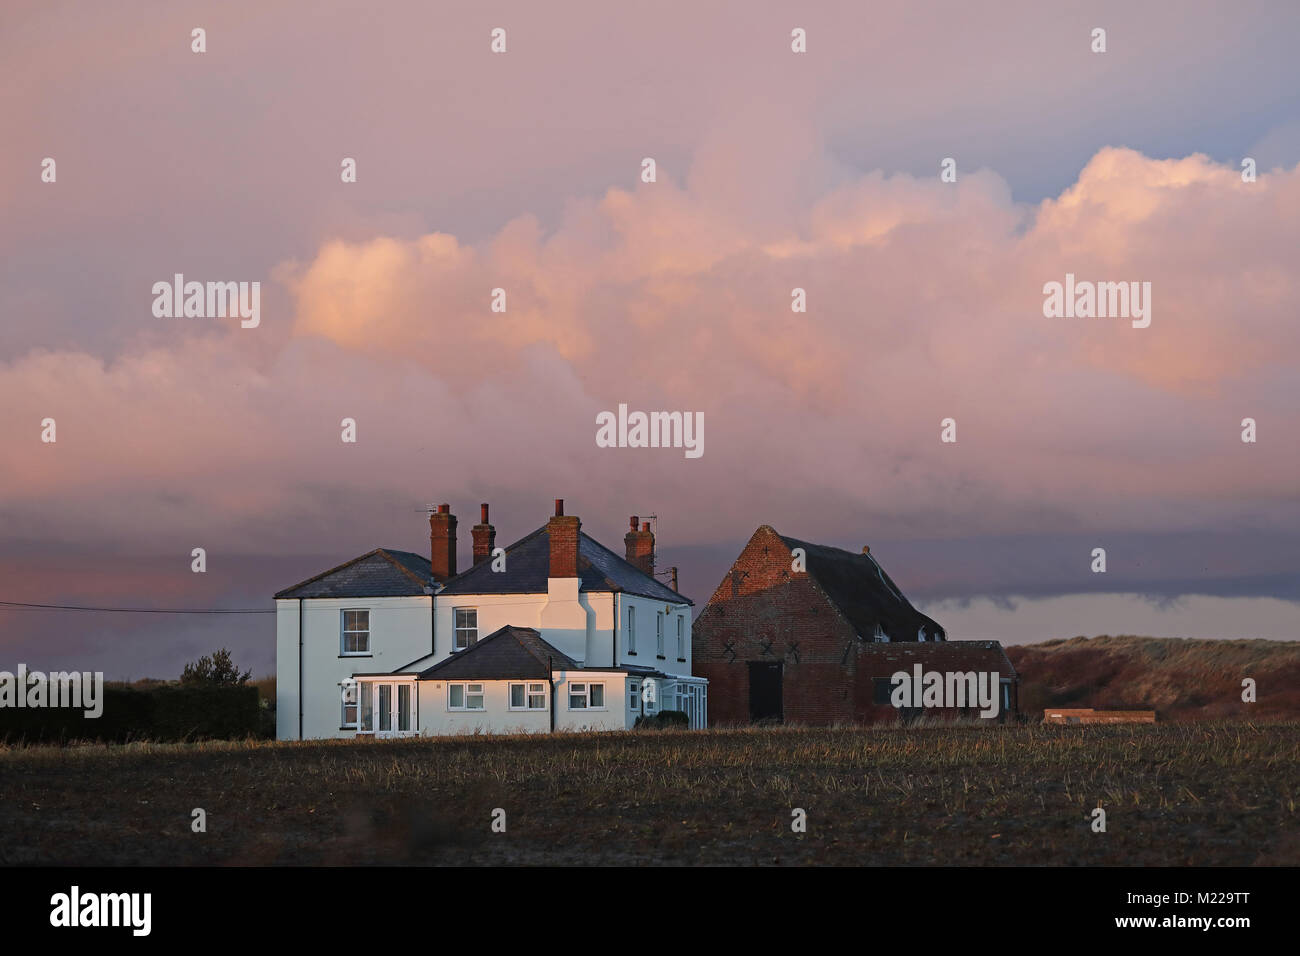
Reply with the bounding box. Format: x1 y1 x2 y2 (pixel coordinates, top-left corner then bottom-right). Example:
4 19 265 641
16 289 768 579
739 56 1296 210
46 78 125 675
0 144 1296 561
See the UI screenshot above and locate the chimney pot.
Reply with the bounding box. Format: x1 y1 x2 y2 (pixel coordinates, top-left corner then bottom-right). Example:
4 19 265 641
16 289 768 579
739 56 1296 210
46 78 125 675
430 505 458 580
862 545 870 554
547 504 580 578
472 502 496 566
625 516 656 577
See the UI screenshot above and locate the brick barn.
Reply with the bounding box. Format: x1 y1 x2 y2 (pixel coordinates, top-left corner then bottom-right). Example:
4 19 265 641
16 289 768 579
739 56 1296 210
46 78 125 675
692 525 1018 725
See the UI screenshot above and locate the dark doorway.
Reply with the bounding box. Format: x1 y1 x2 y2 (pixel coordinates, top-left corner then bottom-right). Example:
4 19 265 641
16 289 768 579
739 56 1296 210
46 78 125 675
748 661 783 723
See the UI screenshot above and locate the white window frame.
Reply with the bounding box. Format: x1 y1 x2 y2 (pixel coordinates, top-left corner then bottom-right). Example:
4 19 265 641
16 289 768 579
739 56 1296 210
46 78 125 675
454 607 478 651
355 678 416 736
340 608 370 656
509 681 548 711
568 681 606 711
448 681 485 711
340 680 358 729
676 615 685 659
627 606 636 654
656 611 665 657
628 680 640 711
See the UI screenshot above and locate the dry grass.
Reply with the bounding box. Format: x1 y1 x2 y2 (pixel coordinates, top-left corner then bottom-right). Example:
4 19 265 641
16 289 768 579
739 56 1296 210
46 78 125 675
1010 635 1300 719
1 720 1296 865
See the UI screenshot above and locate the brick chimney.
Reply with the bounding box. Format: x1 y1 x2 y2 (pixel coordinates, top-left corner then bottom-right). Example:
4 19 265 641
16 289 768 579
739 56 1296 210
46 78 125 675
429 503 457 580
471 503 496 565
547 498 580 578
624 516 655 576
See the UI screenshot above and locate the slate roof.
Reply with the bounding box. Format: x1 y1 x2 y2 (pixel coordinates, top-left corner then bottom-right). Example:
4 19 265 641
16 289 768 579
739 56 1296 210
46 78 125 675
777 533 945 642
438 526 690 604
415 626 578 681
274 549 433 599
855 640 1017 678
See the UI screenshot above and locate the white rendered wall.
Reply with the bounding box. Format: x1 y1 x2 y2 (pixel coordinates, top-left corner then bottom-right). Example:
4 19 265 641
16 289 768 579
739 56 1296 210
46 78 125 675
276 595 432 740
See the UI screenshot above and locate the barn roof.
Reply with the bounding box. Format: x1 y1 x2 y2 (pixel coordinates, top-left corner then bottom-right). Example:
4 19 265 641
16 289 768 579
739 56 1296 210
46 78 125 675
777 533 946 642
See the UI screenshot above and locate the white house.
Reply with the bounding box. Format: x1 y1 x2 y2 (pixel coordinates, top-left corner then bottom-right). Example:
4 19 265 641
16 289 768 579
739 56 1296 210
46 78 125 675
275 499 706 739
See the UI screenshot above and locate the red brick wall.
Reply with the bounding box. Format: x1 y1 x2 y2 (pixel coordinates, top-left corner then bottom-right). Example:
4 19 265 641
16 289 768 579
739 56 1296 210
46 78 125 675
547 515 581 578
471 504 495 565
624 518 655 576
429 505 457 580
694 526 862 726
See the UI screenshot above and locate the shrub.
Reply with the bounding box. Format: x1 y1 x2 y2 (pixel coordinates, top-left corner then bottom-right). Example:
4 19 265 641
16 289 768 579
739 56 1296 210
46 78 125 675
634 709 690 729
180 648 252 686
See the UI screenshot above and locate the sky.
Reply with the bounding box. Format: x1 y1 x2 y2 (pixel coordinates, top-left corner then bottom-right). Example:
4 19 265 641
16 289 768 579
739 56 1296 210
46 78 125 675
1 0 1298 678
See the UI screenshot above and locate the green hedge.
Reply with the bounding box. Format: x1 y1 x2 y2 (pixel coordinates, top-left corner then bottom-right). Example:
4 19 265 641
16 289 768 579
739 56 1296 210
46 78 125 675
634 709 690 729
0 684 262 744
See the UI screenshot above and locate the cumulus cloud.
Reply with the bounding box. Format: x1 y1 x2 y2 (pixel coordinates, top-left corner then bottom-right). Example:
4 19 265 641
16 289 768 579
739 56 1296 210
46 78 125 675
2 145 1297 564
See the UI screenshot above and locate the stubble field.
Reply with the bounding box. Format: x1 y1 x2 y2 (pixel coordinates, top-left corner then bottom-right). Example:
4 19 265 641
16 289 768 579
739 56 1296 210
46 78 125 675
2 720 1296 866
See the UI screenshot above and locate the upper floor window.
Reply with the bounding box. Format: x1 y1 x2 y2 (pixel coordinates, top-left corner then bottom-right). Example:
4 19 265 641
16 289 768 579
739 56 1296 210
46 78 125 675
341 609 370 655
627 606 637 654
454 608 478 651
676 615 685 659
656 611 665 657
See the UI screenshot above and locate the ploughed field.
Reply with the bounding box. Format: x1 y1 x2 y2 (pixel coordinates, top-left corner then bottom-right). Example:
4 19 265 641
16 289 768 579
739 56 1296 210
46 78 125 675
2 720 1296 865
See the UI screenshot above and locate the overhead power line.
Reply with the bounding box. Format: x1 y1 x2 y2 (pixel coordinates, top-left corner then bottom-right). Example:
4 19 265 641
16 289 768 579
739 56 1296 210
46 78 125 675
0 600 274 614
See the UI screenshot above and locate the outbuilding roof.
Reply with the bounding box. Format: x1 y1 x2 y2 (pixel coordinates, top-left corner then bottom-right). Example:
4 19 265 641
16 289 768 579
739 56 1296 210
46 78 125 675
855 640 1017 677
415 626 578 681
